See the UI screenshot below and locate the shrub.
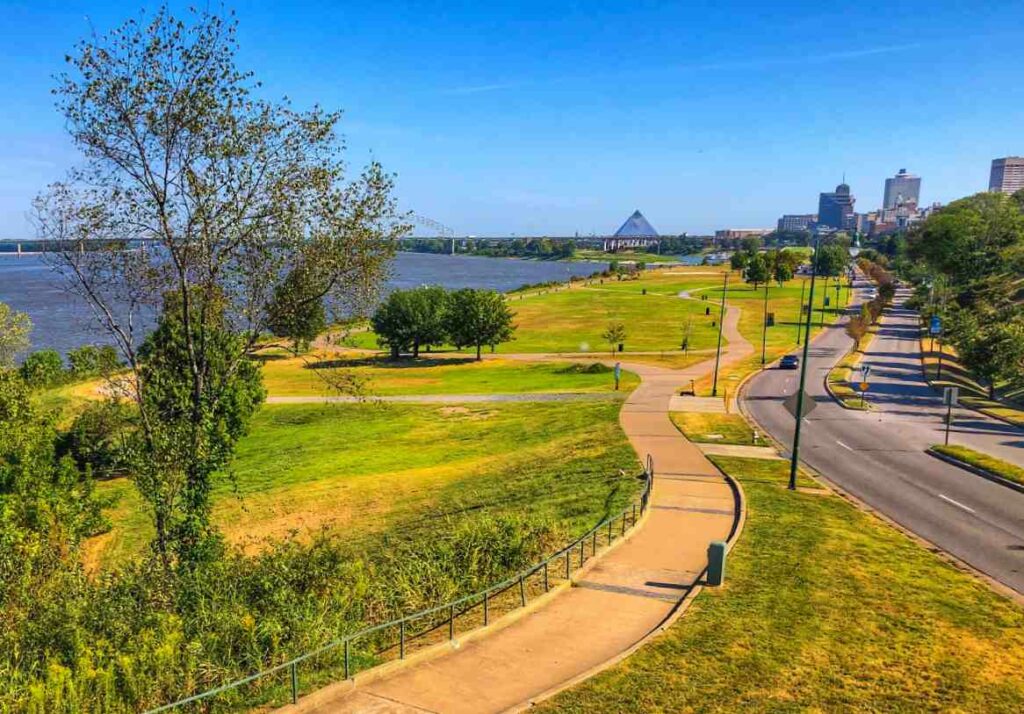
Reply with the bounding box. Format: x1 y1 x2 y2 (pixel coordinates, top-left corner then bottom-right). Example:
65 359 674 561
19 349 65 387
58 400 134 477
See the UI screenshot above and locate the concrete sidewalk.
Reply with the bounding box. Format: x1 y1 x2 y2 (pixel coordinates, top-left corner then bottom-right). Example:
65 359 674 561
281 306 753 714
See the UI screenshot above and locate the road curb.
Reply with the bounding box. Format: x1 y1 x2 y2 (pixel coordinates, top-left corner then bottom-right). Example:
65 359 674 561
925 448 1024 495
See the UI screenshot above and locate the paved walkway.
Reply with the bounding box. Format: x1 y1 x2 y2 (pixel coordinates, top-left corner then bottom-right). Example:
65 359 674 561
266 392 623 405
282 306 753 714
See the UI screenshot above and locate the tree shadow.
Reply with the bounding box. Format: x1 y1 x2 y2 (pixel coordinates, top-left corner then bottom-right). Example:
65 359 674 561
304 356 479 370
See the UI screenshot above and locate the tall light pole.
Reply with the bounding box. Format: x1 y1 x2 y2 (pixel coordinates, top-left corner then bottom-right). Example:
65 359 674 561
711 272 729 397
789 235 821 491
760 279 770 367
796 278 807 345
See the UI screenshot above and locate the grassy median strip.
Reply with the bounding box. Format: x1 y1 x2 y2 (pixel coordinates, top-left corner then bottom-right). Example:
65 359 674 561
540 418 1024 712
826 324 879 410
932 444 1024 487
920 334 1024 428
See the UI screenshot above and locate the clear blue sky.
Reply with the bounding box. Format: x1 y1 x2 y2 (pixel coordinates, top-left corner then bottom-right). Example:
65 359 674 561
2 1 1023 238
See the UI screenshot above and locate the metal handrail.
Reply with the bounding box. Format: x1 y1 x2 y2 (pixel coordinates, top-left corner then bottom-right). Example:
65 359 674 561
144 456 654 713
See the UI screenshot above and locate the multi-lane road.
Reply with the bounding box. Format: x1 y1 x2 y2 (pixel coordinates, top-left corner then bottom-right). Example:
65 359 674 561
742 278 1024 594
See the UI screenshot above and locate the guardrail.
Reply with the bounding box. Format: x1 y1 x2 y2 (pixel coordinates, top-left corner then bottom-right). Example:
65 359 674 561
144 454 654 713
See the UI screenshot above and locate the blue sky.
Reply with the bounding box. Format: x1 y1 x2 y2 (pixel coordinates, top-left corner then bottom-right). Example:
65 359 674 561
2 1 1023 237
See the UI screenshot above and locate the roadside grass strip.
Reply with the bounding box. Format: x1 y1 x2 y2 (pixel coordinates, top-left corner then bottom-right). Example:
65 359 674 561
540 439 1024 712
919 333 1024 428
931 444 1024 488
826 324 879 410
670 412 756 446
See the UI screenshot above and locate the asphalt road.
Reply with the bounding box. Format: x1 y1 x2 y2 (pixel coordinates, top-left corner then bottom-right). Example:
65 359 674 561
742 278 1024 594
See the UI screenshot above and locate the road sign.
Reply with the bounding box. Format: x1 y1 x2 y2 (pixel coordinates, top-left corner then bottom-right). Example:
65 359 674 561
859 382 870 392
930 316 942 336
943 386 959 406
783 390 817 420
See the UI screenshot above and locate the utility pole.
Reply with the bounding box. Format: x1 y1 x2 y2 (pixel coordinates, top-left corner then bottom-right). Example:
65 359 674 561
711 272 729 397
760 279 769 367
796 279 807 345
820 276 828 328
789 235 821 490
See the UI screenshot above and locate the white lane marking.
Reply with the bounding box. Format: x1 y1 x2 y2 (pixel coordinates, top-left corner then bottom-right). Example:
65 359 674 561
938 494 976 514
836 439 854 451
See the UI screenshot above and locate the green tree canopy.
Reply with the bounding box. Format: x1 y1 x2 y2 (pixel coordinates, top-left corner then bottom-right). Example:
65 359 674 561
445 289 516 360
0 302 31 368
267 266 329 352
372 286 450 358
744 253 770 290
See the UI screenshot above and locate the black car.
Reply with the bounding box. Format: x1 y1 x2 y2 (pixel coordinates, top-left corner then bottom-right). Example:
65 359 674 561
779 355 800 370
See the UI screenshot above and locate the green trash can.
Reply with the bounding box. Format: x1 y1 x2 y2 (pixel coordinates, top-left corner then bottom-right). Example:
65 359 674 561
707 540 727 586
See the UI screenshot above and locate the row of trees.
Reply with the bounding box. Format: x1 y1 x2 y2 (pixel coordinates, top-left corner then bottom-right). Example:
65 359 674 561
372 286 516 359
845 259 897 351
906 190 1024 397
400 237 576 259
733 247 805 289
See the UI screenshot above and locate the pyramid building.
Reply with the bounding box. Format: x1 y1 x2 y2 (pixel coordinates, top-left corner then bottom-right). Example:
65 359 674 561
604 210 660 252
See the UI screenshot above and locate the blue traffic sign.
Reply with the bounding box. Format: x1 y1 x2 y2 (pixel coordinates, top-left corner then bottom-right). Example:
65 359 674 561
929 316 942 336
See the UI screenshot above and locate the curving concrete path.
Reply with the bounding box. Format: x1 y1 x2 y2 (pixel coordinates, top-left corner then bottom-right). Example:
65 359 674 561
280 305 753 714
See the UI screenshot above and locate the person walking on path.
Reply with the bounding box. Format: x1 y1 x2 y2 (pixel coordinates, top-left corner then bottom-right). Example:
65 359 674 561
614 361 622 391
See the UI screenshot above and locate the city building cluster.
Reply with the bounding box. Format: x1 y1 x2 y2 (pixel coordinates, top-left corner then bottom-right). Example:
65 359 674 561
771 157 1021 238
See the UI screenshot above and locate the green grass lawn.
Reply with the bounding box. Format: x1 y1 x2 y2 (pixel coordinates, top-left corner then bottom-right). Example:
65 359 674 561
670 412 755 445
258 354 638 396
932 444 1024 486
540 450 1024 712
86 399 640 570
693 276 852 394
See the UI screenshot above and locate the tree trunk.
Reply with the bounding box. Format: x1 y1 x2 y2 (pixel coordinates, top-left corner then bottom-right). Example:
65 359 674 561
391 345 399 360
476 343 482 361
413 340 419 358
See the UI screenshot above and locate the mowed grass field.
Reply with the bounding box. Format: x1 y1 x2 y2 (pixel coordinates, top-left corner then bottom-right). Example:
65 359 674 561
540 447 1024 712
85 399 640 570
258 354 638 396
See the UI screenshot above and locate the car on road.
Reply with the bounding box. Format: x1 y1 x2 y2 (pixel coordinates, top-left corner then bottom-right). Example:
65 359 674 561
779 355 800 369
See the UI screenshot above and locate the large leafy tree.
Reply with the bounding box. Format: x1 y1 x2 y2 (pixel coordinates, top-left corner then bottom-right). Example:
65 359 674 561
744 253 770 290
445 289 516 360
33 8 407 571
372 286 450 358
0 302 31 368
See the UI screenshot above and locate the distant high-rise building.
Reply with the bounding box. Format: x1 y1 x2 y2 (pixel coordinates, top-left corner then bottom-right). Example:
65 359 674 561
883 169 921 209
989 157 1024 195
777 214 817 232
817 182 856 231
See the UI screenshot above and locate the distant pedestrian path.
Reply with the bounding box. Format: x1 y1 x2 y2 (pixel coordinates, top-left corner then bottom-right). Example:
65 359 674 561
279 305 753 713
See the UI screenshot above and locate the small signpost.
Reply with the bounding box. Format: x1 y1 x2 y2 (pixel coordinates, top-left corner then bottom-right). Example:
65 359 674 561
942 386 959 446
855 364 871 407
930 315 942 336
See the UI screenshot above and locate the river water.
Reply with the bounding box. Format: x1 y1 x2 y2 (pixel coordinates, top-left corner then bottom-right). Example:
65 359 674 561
0 252 608 354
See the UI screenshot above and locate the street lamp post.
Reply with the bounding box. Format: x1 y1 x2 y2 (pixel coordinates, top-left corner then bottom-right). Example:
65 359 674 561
711 272 729 397
760 279 769 367
796 279 807 345
789 236 821 490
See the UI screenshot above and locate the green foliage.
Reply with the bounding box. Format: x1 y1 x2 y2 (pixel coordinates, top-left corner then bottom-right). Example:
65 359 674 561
371 286 449 358
20 349 66 387
445 288 516 360
0 301 32 368
132 293 266 571
814 242 849 277
266 266 328 352
743 253 770 289
729 251 749 271
67 344 122 378
58 400 134 477
908 191 1024 397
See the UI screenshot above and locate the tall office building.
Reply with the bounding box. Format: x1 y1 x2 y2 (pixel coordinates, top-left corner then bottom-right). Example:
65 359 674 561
883 169 921 209
989 157 1024 195
817 182 856 230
